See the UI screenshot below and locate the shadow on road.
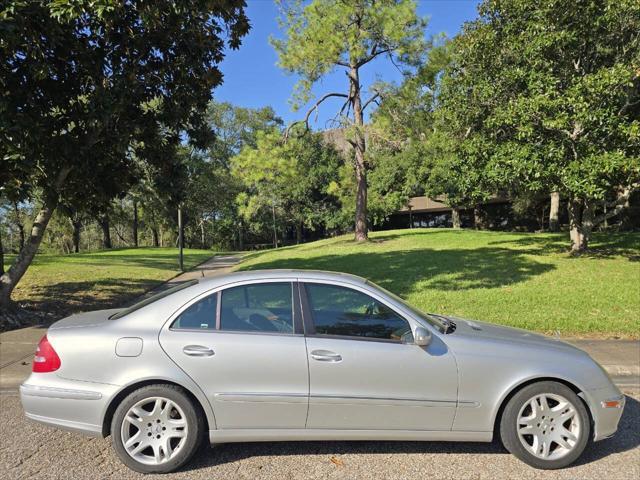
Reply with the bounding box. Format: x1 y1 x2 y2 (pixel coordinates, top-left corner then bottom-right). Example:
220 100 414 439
181 395 639 473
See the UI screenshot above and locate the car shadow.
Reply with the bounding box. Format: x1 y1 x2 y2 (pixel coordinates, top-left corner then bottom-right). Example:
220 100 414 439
180 394 639 472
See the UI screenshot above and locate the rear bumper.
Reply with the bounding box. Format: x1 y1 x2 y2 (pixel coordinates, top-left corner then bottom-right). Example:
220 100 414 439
20 374 118 438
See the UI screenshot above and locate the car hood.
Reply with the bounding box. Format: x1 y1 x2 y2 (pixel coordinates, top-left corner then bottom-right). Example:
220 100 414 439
49 308 123 330
443 315 584 354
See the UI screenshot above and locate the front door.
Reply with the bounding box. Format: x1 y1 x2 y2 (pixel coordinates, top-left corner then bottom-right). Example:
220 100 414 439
301 281 458 431
159 280 309 429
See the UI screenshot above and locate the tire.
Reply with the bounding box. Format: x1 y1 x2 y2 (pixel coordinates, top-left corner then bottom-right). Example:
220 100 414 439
111 384 204 474
500 381 591 469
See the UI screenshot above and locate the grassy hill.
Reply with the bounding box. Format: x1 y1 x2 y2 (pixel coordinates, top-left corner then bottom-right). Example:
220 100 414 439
5 248 213 319
239 229 640 338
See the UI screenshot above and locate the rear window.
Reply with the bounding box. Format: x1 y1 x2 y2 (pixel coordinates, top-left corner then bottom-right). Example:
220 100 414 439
110 280 199 320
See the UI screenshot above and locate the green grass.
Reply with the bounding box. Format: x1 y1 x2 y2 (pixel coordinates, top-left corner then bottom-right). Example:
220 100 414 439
6 248 214 318
238 229 640 338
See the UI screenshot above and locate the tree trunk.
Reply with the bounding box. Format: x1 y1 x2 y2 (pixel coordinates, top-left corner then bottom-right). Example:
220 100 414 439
72 220 81 253
151 226 159 247
567 197 593 253
296 222 303 244
178 207 184 271
132 200 139 247
451 207 461 229
12 202 25 251
149 210 159 247
473 206 482 229
350 64 368 242
99 215 112 249
0 201 57 308
549 191 560 232
0 227 4 276
238 222 244 251
200 220 205 248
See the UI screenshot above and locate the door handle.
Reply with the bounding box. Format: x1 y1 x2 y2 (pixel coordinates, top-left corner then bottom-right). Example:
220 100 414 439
183 345 215 357
310 349 342 362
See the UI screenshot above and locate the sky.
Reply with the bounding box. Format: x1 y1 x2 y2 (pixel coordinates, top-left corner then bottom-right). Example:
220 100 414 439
214 0 481 128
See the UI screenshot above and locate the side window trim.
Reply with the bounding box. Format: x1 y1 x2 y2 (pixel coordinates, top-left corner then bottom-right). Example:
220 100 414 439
167 279 306 336
215 290 222 330
299 282 316 336
169 290 218 331
293 282 305 335
299 280 412 343
218 280 298 336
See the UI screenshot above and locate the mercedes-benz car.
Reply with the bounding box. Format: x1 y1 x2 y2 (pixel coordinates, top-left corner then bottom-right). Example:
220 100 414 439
20 270 624 473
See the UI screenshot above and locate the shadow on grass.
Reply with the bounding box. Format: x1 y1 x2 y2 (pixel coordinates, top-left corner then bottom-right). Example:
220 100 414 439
181 395 639 472
16 278 160 319
488 231 640 260
241 247 555 296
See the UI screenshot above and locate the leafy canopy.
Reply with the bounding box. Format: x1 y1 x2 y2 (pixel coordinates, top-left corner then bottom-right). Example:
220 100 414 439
271 0 427 110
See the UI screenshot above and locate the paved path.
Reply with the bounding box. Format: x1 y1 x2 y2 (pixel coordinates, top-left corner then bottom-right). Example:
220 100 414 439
168 254 241 283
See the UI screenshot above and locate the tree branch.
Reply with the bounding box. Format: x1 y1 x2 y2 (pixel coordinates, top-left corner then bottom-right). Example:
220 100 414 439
356 47 393 68
592 182 640 226
362 92 380 112
285 92 349 139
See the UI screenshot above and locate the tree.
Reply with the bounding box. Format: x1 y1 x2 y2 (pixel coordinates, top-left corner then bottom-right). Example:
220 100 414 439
367 41 456 225
440 0 640 251
0 1 249 309
272 0 427 241
232 130 341 244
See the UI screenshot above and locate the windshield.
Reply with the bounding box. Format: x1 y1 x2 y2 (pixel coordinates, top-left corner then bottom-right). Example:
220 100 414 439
365 280 446 333
110 279 199 320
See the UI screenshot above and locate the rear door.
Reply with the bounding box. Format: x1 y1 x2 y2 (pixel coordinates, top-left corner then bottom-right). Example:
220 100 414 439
301 281 458 431
159 279 309 429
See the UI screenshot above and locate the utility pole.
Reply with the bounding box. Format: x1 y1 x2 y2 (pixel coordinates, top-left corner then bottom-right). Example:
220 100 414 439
178 206 184 271
271 199 278 249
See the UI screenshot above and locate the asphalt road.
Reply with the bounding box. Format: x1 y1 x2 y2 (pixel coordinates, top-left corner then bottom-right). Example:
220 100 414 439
1 390 638 480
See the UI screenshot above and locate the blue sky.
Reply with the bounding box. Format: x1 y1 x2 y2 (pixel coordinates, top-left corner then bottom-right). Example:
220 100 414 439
214 0 481 128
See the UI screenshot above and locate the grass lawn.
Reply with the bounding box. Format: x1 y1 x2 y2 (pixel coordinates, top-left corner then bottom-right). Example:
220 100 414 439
5 248 214 319
238 229 640 338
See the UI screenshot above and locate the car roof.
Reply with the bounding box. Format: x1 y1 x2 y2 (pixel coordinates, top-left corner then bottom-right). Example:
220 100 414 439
197 269 368 288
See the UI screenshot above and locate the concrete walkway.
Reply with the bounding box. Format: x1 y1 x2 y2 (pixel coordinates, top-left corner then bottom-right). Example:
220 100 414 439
168 254 241 283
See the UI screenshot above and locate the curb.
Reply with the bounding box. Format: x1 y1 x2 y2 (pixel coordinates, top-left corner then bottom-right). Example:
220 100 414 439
603 365 640 377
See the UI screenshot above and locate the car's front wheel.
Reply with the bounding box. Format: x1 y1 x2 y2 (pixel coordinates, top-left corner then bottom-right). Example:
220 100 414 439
500 381 591 469
111 384 204 474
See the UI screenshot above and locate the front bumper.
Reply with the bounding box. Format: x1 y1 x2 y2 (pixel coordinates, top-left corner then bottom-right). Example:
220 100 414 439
582 386 626 441
20 373 118 437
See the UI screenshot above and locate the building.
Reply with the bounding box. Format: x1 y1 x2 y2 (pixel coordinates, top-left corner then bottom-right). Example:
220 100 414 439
382 196 512 230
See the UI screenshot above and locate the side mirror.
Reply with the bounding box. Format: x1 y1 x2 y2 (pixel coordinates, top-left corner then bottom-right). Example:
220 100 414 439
413 326 432 347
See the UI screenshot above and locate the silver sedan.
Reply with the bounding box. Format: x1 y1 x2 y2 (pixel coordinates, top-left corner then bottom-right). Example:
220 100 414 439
20 270 624 474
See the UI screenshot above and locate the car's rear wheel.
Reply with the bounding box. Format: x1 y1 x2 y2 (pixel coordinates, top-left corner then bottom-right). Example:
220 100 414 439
111 384 204 474
500 381 591 469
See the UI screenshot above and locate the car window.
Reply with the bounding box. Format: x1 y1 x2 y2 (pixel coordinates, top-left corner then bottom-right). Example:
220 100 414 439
220 282 294 334
171 293 217 330
305 283 411 341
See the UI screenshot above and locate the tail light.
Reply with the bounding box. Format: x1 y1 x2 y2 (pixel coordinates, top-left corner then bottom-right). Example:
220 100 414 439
32 335 61 373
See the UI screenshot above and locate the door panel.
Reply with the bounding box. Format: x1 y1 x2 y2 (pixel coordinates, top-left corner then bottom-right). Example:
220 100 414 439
161 330 309 429
159 280 309 430
305 336 457 430
301 281 458 431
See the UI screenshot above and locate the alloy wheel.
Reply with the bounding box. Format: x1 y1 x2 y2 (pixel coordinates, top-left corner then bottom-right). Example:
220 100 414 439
120 396 189 465
516 393 581 460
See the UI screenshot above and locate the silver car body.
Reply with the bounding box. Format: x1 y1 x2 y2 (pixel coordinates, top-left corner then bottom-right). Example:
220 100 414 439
20 270 624 445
